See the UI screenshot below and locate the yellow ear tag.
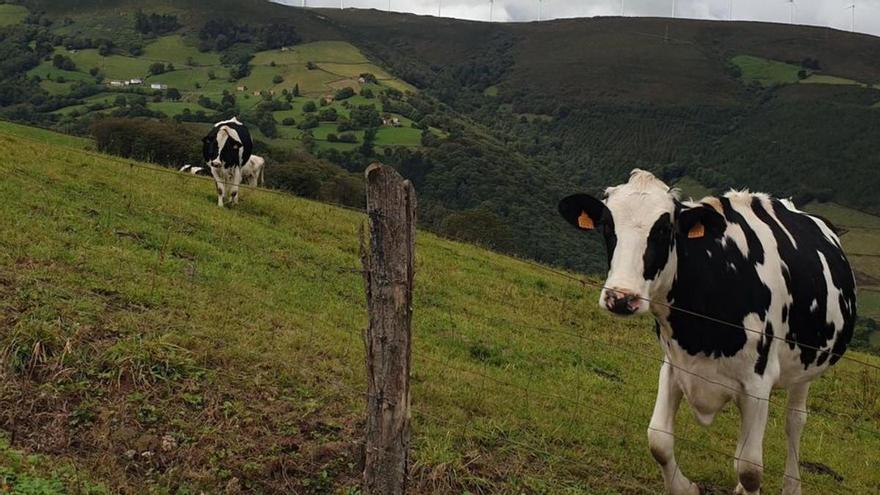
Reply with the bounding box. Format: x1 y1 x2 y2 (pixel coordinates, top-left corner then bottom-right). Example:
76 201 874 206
577 211 595 230
688 222 705 239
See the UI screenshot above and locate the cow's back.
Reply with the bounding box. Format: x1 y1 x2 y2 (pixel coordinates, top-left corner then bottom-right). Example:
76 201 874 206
664 192 856 384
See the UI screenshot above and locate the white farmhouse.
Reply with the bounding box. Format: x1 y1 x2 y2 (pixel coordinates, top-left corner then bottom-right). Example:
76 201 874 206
150 83 168 90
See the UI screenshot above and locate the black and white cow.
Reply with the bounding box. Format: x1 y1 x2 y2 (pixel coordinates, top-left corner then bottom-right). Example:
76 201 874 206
202 117 253 207
559 169 856 495
240 154 266 188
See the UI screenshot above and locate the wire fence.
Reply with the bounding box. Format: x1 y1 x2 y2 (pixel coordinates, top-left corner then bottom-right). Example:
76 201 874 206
4 132 880 493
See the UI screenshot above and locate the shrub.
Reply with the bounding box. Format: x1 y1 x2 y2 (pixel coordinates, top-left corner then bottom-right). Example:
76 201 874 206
327 133 338 142
319 107 338 122
302 101 317 113
282 117 296 126
298 115 319 129
90 118 200 166
273 74 283 84
338 132 357 143
334 87 356 100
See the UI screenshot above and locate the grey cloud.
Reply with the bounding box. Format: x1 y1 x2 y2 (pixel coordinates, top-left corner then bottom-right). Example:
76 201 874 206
275 0 880 36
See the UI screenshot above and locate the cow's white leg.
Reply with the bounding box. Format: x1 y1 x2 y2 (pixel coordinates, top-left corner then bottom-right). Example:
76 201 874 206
210 167 226 207
781 382 809 495
648 361 699 495
230 167 242 205
734 392 770 495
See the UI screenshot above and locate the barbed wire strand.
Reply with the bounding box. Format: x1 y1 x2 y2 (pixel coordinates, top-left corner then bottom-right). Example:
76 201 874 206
6 156 877 373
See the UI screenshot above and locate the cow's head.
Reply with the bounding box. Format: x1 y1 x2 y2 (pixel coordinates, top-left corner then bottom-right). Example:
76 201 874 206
559 169 723 316
203 126 244 168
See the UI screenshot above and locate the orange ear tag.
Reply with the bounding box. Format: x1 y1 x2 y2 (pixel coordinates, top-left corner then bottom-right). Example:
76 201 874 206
688 222 705 239
577 211 595 230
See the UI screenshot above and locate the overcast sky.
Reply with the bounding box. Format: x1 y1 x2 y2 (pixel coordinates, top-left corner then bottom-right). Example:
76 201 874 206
274 0 880 37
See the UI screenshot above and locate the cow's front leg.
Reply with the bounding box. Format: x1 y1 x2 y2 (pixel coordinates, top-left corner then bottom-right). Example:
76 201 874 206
734 392 770 495
649 361 699 495
230 167 242 205
781 382 809 495
210 168 226 207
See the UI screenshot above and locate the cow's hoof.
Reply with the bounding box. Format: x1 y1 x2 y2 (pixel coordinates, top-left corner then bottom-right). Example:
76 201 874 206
780 479 801 495
734 482 760 495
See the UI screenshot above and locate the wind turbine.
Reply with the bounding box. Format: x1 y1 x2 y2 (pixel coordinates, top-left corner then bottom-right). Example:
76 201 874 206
620 0 624 16
845 3 856 32
729 0 734 20
672 0 676 18
538 0 544 21
489 0 495 22
438 0 441 17
785 0 796 25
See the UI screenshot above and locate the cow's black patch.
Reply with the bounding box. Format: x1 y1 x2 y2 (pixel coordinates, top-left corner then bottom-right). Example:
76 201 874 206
665 200 771 359
643 213 673 280
558 194 617 266
769 200 856 368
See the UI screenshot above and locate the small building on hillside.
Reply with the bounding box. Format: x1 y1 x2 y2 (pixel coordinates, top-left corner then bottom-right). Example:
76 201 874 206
237 85 247 92
150 83 168 90
322 94 334 104
281 46 289 52
129 78 143 85
382 116 401 127
253 90 262 96
108 80 124 87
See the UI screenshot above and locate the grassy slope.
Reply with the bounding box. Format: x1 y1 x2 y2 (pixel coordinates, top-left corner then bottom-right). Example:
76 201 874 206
0 123 879 494
0 4 27 26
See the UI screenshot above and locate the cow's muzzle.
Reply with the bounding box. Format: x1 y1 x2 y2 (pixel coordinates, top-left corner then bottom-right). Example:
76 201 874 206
604 288 641 316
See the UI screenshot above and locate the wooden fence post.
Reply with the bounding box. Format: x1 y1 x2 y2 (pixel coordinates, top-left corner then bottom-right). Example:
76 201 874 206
361 161 416 495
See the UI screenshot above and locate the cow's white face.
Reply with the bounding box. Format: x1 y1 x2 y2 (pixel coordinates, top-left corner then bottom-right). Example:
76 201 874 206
559 169 683 316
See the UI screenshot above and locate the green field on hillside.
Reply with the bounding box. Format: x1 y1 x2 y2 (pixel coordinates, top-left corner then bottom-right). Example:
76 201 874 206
32 33 422 151
142 35 221 67
731 55 870 88
0 4 27 26
731 55 803 86
0 123 877 494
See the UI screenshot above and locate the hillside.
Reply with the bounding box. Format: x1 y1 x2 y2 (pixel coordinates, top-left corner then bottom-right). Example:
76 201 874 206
2 1 880 275
1 125 879 494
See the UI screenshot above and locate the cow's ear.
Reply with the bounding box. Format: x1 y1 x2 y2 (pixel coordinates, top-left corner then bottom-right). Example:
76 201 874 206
559 194 608 232
678 204 725 240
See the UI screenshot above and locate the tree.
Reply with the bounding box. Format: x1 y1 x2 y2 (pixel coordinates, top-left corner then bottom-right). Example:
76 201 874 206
149 62 166 75
327 133 338 142
319 107 338 122
339 132 358 143
334 87 355 100
282 117 296 126
302 101 317 113
89 67 99 76
292 83 300 97
52 54 76 71
273 74 283 84
114 95 127 107
298 115 319 129
361 88 375 99
166 88 182 101
208 70 216 80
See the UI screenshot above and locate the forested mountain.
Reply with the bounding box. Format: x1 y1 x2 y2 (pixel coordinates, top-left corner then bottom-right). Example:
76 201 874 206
5 0 880 274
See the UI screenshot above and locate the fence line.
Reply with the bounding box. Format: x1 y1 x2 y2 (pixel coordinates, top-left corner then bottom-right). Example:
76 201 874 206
413 352 848 495
17 156 876 374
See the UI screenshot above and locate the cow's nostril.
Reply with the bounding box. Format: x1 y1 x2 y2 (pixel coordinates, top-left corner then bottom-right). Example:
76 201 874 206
605 290 640 315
